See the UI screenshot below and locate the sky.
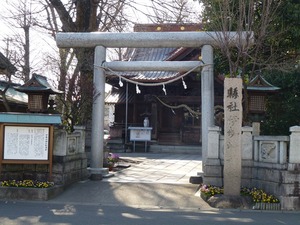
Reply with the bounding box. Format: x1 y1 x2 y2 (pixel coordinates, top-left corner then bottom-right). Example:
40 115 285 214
0 0 59 84
0 0 202 87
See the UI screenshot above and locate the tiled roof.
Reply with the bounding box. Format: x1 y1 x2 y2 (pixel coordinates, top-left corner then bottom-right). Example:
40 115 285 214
106 24 202 83
0 81 27 105
0 52 17 74
108 47 180 82
125 47 179 81
124 47 177 61
247 74 280 92
15 73 63 94
105 87 134 104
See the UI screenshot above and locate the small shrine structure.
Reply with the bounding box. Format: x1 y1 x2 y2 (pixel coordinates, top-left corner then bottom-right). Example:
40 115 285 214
246 74 280 135
15 73 63 113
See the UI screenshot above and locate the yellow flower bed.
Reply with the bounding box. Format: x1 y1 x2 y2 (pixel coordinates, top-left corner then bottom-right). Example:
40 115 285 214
0 179 54 188
241 187 280 203
200 184 280 203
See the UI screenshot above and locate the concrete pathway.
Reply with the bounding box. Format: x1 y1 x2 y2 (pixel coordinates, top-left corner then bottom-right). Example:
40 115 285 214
47 153 211 210
104 153 203 184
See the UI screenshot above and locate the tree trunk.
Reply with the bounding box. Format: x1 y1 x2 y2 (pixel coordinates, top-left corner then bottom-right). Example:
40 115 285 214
24 25 30 82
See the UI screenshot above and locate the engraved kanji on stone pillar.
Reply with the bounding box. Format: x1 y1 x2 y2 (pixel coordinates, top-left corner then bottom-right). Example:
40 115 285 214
223 78 243 196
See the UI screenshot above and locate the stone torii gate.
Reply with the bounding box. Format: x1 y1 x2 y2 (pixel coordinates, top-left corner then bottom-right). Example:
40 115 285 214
56 31 249 179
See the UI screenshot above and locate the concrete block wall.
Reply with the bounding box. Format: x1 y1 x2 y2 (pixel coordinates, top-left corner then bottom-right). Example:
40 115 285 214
204 126 223 186
0 164 49 181
52 126 88 186
52 153 88 185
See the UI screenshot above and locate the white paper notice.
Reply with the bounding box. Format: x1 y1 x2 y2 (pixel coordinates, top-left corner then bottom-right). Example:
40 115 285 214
129 128 152 141
4 126 49 160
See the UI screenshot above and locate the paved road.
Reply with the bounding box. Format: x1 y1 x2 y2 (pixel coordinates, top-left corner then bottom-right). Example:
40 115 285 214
0 200 299 225
0 153 299 224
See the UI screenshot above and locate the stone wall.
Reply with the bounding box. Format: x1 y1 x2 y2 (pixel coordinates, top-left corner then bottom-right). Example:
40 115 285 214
52 126 88 186
0 164 50 182
205 125 300 210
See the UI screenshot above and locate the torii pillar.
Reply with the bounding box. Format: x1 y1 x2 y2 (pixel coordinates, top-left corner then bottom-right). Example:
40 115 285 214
89 46 107 179
201 45 214 168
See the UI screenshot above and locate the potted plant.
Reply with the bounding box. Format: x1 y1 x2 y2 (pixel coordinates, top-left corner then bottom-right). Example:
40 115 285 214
104 153 119 171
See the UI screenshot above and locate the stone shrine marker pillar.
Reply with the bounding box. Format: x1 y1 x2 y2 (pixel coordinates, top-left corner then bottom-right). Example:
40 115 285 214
223 77 243 195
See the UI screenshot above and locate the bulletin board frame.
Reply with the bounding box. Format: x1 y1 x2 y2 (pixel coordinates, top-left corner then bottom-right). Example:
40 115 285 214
0 123 54 178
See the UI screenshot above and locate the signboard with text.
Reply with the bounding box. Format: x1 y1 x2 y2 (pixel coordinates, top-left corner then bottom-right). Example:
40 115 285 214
3 126 49 160
129 127 152 141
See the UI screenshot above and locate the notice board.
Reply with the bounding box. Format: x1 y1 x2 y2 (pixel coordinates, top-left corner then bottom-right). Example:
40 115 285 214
3 126 49 160
0 114 61 179
0 124 53 166
129 127 152 141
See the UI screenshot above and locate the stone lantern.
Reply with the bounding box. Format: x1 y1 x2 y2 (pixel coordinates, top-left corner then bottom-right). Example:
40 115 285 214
15 73 63 113
246 74 280 134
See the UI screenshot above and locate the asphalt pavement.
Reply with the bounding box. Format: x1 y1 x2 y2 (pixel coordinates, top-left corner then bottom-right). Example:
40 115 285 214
0 153 299 225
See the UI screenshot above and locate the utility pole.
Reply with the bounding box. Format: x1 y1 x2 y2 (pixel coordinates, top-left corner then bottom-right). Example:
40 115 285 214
3 37 13 58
